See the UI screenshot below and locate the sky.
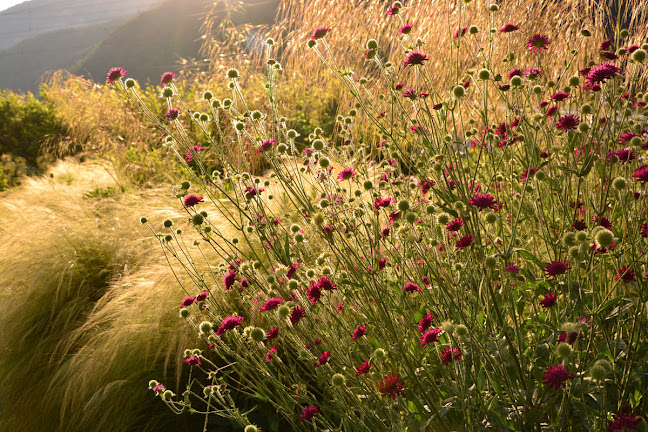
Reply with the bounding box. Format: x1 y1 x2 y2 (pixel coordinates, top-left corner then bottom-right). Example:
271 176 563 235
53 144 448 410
0 0 26 12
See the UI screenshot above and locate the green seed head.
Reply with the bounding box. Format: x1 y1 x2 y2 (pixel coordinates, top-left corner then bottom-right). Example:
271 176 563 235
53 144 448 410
331 373 346 387
594 228 614 249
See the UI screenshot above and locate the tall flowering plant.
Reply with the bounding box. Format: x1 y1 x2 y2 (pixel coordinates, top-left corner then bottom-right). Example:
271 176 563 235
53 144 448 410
112 1 648 430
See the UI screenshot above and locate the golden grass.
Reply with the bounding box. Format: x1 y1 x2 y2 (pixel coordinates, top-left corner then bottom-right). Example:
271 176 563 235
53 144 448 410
0 159 205 431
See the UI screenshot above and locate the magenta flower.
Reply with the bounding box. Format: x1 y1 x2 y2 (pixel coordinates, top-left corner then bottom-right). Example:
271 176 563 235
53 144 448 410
258 138 276 154
165 108 180 121
468 193 497 210
524 67 542 79
290 306 305 325
453 27 468 40
455 234 474 249
508 68 524 79
196 291 208 302
106 67 127 84
216 315 244 337
244 186 264 199
313 350 330 367
403 281 422 293
352 324 367 340
223 271 237 290
542 364 573 390
615 148 635 164
445 218 463 231
183 194 204 207
403 88 417 99
310 27 331 40
418 313 434 334
265 347 276 362
160 72 178 86
586 62 622 85
181 296 196 308
545 260 569 277
307 284 322 305
440 347 462 364
300 405 320 422
403 50 428 67
499 23 520 33
600 39 613 51
615 265 636 284
558 331 581 345
265 327 279 342
551 92 570 102
540 292 557 309
632 165 648 183
608 410 643 432
379 373 405 400
546 106 558 118
399 23 413 34
420 327 443 346
259 297 284 312
355 360 371 375
556 115 580 131
337 168 356 181
527 34 550 53
184 356 201 366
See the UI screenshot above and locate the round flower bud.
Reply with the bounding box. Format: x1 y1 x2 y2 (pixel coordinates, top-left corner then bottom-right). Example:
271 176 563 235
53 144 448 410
581 29 591 37
250 327 266 342
307 40 317 48
489 3 499 11
437 212 450 225
620 29 629 38
124 78 136 88
562 232 576 247
510 76 522 87
580 103 593 115
556 342 573 358
148 380 158 389
612 177 627 191
163 219 173 228
199 321 212 333
455 324 468 338
397 200 410 212
306 269 316 278
244 426 260 432
453 201 466 212
140 217 148 224
594 228 614 249
161 87 174 98
312 139 324 150
235 122 245 131
192 213 204 226
575 231 588 243
319 157 330 168
425 205 435 215
478 68 490 80
287 129 298 139
453 85 466 98
594 359 613 372
162 390 174 401
578 123 590 133
179 308 190 318
590 365 606 381
568 246 581 260
484 255 497 268
181 180 191 189
532 85 543 94
373 348 387 360
363 180 373 190
359 77 368 85
331 373 346 387
441 321 455 334
469 25 479 35
227 68 240 79
631 49 647 64
568 76 580 87
405 212 417 224
366 39 378 50
278 305 290 318
251 111 263 120
222 98 232 108
485 212 497 224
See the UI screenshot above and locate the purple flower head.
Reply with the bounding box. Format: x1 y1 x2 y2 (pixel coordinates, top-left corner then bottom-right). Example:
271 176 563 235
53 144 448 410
107 67 127 84
337 168 356 181
542 364 573 390
181 296 196 308
420 327 443 346
160 72 178 86
632 165 648 183
310 27 331 40
540 292 557 308
586 62 622 85
399 23 413 34
183 194 204 207
259 297 285 312
441 347 462 364
258 138 276 154
527 34 550 53
300 405 320 422
545 261 570 277
403 50 428 67
165 108 180 122
499 24 520 33
556 115 580 131
468 193 497 210
216 316 244 337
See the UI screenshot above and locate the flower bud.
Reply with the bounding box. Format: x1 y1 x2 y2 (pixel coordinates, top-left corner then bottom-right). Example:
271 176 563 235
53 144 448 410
331 373 346 386
594 228 614 249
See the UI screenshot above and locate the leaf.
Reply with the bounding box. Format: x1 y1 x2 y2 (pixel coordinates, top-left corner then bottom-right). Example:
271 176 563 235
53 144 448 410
512 248 544 270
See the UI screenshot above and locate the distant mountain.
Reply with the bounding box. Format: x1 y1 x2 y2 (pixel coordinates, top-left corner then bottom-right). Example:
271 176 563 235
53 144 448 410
0 0 165 52
0 0 278 94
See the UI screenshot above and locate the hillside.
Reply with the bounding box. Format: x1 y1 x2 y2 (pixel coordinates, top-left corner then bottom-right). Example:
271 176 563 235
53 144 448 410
0 0 164 52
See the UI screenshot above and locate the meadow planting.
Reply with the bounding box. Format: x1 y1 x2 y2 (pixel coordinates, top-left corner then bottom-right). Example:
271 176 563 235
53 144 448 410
106 0 648 430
